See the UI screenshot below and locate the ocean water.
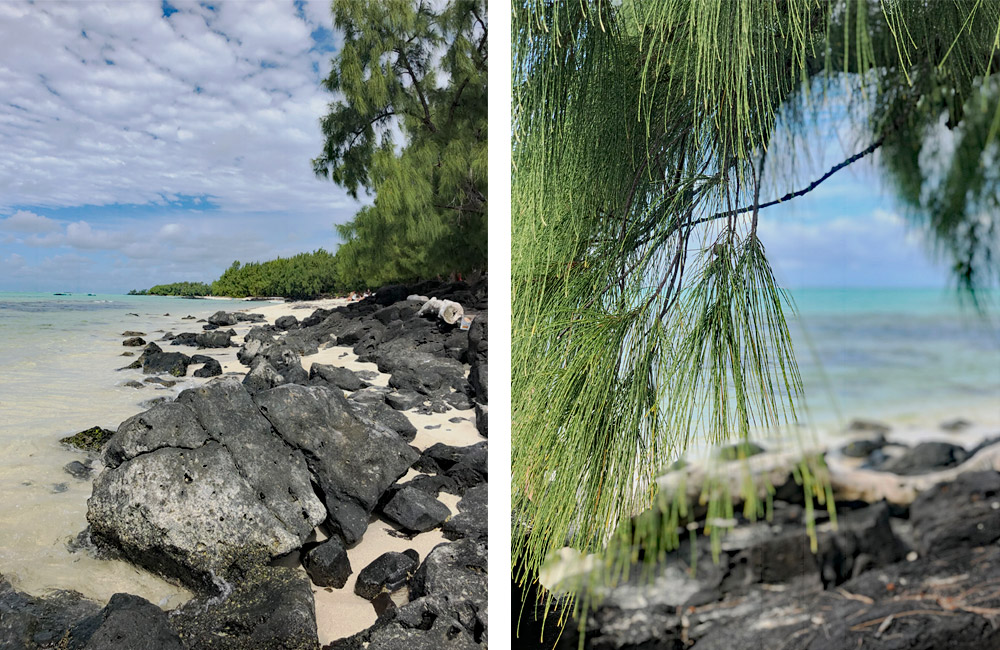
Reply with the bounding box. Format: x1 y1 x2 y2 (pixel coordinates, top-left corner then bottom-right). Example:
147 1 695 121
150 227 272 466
0 293 272 605
787 288 1000 428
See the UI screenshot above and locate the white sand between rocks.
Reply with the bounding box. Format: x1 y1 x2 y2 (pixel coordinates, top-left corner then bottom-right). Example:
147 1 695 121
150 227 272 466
231 299 485 644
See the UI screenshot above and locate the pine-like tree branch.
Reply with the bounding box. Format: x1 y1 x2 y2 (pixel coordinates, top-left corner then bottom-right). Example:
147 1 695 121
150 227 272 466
692 136 885 229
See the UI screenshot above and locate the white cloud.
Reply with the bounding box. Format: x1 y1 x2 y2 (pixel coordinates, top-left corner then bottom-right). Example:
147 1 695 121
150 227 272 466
0 210 62 233
0 0 356 216
756 208 948 287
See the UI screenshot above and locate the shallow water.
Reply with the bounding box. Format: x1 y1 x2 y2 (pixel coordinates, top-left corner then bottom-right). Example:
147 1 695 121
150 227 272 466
788 288 1000 428
0 293 271 606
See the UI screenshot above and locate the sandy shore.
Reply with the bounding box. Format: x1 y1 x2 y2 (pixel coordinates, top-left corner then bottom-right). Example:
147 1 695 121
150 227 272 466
219 298 486 644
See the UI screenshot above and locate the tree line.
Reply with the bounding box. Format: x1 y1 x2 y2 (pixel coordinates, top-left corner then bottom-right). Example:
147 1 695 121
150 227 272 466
135 0 486 300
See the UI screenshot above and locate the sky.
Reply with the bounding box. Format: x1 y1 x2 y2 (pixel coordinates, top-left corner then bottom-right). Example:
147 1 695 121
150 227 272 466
0 0 362 293
0 2 954 292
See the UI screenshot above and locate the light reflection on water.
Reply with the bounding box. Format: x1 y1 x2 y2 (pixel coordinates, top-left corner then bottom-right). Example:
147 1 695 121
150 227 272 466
0 293 261 606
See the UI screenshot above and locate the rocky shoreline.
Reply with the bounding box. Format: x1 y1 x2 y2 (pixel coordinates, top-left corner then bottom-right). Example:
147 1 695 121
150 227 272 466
518 419 1000 650
1 280 488 649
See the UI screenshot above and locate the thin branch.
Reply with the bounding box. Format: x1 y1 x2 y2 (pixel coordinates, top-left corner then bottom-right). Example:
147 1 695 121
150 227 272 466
346 109 401 148
693 136 884 229
396 48 437 133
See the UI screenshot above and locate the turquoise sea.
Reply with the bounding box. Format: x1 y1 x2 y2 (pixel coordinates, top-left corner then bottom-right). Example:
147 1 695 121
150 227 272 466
0 292 275 604
786 288 1000 427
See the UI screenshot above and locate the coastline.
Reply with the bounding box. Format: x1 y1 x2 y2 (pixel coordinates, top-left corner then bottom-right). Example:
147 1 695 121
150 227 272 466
0 283 489 648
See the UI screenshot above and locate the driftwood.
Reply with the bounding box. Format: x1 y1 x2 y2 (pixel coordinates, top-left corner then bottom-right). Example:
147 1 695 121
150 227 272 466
656 442 1000 507
417 297 465 325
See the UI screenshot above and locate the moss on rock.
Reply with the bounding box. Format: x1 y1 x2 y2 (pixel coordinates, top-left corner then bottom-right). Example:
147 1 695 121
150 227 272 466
60 426 115 452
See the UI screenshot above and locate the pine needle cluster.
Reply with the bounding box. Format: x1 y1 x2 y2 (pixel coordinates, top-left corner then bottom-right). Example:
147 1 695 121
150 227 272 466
512 0 1000 635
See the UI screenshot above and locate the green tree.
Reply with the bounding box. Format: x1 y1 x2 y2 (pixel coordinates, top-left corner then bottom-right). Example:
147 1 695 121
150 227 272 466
314 0 487 289
512 0 1000 631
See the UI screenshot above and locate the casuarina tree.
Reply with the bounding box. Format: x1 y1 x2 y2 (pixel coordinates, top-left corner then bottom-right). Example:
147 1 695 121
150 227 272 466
512 0 1000 635
315 0 487 289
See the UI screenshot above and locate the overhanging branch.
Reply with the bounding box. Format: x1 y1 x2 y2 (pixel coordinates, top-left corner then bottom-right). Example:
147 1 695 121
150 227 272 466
693 136 885 229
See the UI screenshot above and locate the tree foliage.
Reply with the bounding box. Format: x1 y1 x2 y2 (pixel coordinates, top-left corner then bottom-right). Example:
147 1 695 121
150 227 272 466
209 250 340 300
129 281 212 297
512 0 1000 627
314 0 487 289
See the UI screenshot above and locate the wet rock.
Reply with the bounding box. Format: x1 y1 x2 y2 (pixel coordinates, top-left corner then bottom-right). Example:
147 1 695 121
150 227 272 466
302 538 352 589
310 364 365 391
143 377 178 387
172 566 320 650
194 331 232 348
192 358 223 378
0 575 102 649
122 337 146 347
207 311 238 326
60 426 116 453
881 441 968 475
254 384 418 546
51 483 69 493
63 460 93 480
121 331 145 337
235 312 266 323
122 380 144 389
354 551 420 600
382 486 451 533
142 351 190 377
441 483 487 541
72 592 184 650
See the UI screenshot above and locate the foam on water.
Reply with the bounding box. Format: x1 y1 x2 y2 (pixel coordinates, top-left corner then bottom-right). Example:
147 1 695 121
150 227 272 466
0 293 270 607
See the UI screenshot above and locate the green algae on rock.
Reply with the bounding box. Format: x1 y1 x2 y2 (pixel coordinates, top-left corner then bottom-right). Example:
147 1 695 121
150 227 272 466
60 426 115 452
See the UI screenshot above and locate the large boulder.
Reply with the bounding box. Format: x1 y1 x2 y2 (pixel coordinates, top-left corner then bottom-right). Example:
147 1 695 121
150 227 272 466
382 486 451 533
207 311 238 326
172 566 320 650
354 551 420 600
310 363 365 392
254 384 419 545
102 402 209 469
302 538 352 589
72 593 184 650
142 351 190 377
880 441 969 475
87 443 318 592
910 470 1000 556
88 379 326 591
441 483 487 541
195 331 232 349
0 575 101 650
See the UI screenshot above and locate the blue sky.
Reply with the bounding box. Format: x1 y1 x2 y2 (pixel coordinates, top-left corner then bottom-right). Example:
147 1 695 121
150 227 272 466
0 2 953 292
0 0 361 293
